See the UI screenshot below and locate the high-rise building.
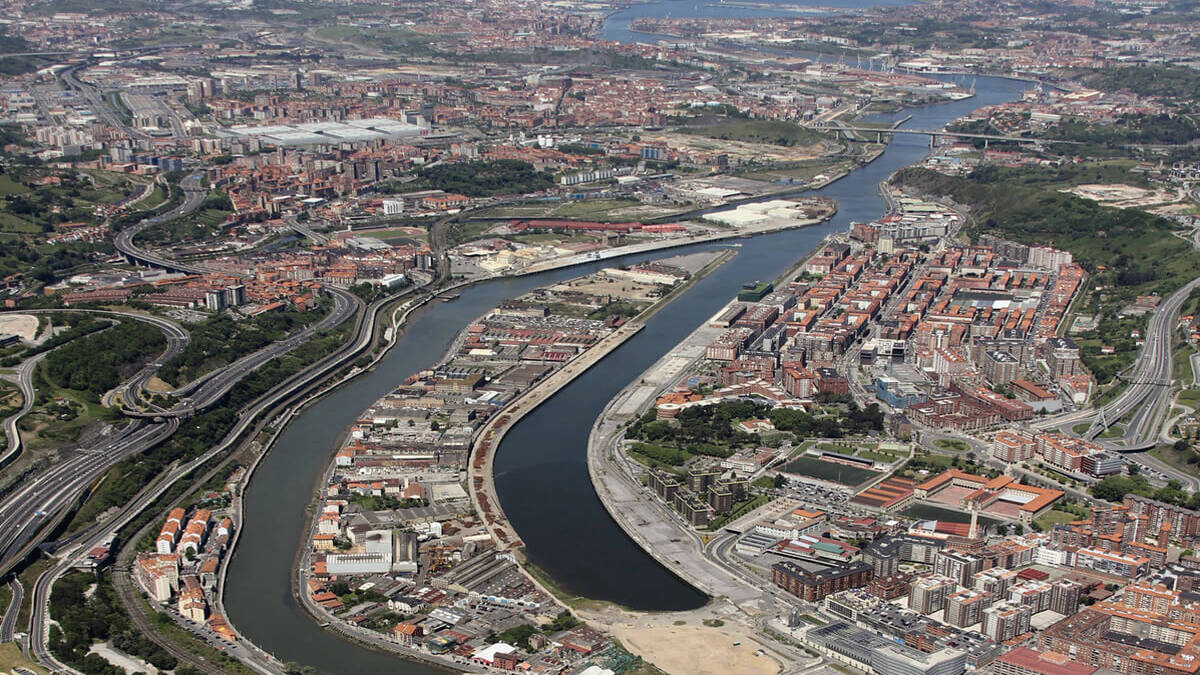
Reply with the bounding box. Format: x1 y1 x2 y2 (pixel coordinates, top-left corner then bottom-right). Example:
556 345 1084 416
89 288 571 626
944 588 992 627
982 601 1032 643
909 574 957 615
935 550 984 587
1049 578 1082 616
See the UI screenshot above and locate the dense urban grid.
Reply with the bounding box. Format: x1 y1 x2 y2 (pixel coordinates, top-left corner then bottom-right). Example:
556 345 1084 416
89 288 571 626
0 0 1195 674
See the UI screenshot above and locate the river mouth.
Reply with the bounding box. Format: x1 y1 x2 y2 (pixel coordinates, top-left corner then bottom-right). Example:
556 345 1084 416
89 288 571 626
223 74 1029 674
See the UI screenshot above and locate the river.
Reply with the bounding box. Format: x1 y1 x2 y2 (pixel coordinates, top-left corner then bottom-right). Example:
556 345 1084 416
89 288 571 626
598 0 912 44
223 35 1028 675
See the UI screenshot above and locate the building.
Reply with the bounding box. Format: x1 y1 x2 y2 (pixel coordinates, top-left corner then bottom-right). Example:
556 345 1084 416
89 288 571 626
910 574 957 615
134 553 180 603
156 507 186 554
1049 578 1083 616
1039 598 1200 675
973 567 1019 596
981 350 1019 385
944 588 992 627
805 620 968 675
1073 547 1150 581
992 430 1036 464
772 561 873 602
935 550 984 587
863 534 945 577
982 600 1032 643
179 575 207 622
1124 494 1200 546
993 647 1097 675
1008 580 1053 613
914 469 1063 525
1045 337 1081 379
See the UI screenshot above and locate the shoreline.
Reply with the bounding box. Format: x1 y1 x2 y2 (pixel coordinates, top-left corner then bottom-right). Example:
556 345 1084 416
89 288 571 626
468 247 735 602
582 223 846 598
215 131 879 671
282 249 734 667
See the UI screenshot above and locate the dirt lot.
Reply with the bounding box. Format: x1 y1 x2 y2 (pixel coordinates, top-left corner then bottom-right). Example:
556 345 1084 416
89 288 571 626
1063 183 1181 209
641 131 824 164
549 274 662 303
608 621 781 675
0 313 38 341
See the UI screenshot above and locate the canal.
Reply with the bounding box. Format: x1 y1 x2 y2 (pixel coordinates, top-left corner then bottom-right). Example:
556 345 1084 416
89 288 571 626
224 74 1028 675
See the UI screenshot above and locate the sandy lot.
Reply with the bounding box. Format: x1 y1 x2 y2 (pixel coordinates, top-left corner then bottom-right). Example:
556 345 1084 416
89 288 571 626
1063 183 1180 209
0 313 37 341
0 312 36 338
608 622 781 675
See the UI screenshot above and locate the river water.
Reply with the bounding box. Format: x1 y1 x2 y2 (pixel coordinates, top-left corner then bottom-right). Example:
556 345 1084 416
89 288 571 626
599 0 912 43
223 20 1028 675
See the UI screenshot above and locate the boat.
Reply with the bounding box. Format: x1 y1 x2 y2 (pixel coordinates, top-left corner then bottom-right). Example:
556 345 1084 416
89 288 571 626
440 293 460 302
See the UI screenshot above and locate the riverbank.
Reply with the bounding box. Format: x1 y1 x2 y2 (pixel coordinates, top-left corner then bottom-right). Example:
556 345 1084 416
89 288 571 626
282 250 733 669
221 72 1031 675
498 204 836 279
469 247 734 562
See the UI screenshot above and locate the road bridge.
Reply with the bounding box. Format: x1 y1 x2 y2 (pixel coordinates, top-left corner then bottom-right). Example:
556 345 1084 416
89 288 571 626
819 123 1082 147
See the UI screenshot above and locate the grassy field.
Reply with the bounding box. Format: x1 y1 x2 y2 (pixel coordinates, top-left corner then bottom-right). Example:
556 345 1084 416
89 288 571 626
353 226 428 243
16 555 49 628
471 197 676 224
314 24 438 56
0 642 47 674
1036 509 1085 529
1150 442 1200 473
1176 341 1198 384
781 455 878 486
1180 388 1200 408
130 183 167 211
934 438 969 452
446 221 497 247
737 159 854 184
677 118 825 148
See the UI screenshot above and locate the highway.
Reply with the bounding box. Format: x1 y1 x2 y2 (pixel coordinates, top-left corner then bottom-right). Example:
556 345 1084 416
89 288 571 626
0 418 180 576
818 121 1083 145
11 309 191 411
0 289 359 575
283 215 329 245
23 276 428 675
1036 276 1200 450
113 172 211 274
60 63 150 142
0 306 187 467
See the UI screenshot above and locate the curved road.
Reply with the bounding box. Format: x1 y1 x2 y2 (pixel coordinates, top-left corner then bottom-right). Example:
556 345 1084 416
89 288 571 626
0 578 22 642
1036 277 1200 450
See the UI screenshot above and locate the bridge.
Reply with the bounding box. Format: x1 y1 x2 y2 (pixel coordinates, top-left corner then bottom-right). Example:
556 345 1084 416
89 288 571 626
817 124 1081 147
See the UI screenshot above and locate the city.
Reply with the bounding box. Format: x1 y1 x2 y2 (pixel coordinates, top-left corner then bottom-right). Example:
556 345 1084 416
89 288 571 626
0 0 1195 674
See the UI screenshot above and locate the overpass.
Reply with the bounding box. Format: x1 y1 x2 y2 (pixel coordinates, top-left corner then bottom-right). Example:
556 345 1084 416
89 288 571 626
284 215 329 245
113 172 212 274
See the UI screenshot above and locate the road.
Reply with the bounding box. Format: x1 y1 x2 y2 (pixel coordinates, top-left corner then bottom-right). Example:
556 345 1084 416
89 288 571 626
60 62 149 141
24 278 430 675
0 418 180 577
283 215 329 245
1036 276 1200 450
0 351 46 468
113 172 210 274
10 309 191 411
0 578 22 642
